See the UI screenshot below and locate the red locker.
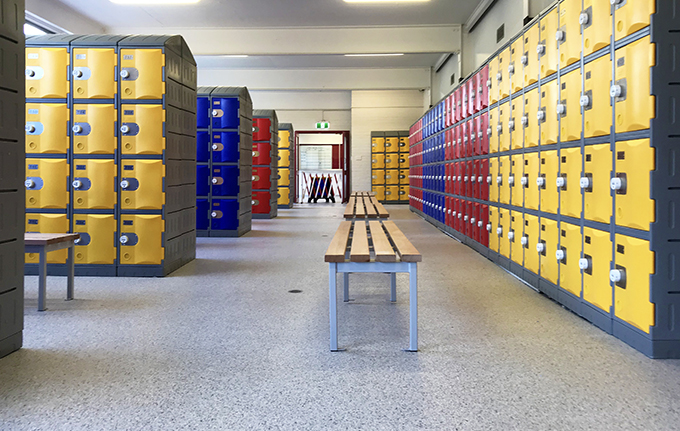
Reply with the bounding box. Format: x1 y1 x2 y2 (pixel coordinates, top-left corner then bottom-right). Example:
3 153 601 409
453 199 461 231
466 161 474 197
472 160 480 199
453 126 460 159
445 96 451 128
253 142 271 165
454 163 461 195
468 76 477 114
253 118 271 142
479 159 489 201
477 113 489 155
477 65 489 111
467 119 475 156
252 191 272 214
445 163 452 194
472 203 480 242
480 204 489 246
252 167 271 190
445 196 452 227
445 129 453 160
461 121 468 158
462 83 469 119
454 88 462 123
463 201 471 237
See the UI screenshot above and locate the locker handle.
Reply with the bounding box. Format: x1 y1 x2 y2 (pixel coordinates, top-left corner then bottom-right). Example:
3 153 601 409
611 175 627 193
521 55 528 66
556 176 566 189
536 177 546 188
487 223 492 232
120 180 130 190
26 124 36 133
471 217 476 224
610 268 626 288
508 175 515 186
610 84 624 99
580 176 593 191
121 125 130 134
520 236 528 246
73 70 83 78
26 69 36 77
536 242 546 254
508 64 515 75
580 94 591 108
555 30 565 43
537 44 546 55
72 125 83 134
579 258 591 271
119 235 129 244
72 180 83 190
478 220 484 228
579 12 589 26
520 176 528 187
478 175 483 183
508 231 515 241
487 175 492 184
521 115 528 127
25 179 36 189
556 249 566 262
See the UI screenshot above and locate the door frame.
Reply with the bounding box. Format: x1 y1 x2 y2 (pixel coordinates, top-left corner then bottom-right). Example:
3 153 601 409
294 130 351 204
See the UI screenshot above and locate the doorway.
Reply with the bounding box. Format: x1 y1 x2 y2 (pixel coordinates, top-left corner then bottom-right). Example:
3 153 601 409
295 131 351 204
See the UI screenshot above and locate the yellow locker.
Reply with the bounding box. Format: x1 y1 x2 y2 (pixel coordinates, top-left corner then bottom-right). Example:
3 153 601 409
119 49 165 100
583 55 612 138
540 79 558 146
510 211 524 265
524 152 540 211
524 88 539 148
583 144 612 224
510 96 522 150
385 136 399 153
119 215 164 265
278 188 290 206
385 169 399 185
399 154 410 169
372 137 385 153
540 150 559 214
559 147 582 219
25 159 69 209
614 37 655 134
499 208 511 258
583 0 613 57
613 234 655 333
489 206 499 252
120 159 165 210
73 104 117 155
614 0 655 42
488 55 499 105
373 186 385 201
489 157 499 203
488 107 498 153
559 222 582 297
539 218 559 284
278 169 290 187
372 169 385 185
510 37 523 94
499 156 511 205
386 186 400 201
73 214 116 265
499 102 510 152
614 139 655 231
25 103 69 154
372 154 385 169
399 169 409 185
523 24 540 87
278 149 290 168
560 69 582 142
385 154 399 169
511 154 523 207
72 159 116 210
582 227 613 313
399 186 409 200
558 0 582 69
498 47 511 100
25 214 69 264
539 8 559 79
72 48 117 99
524 214 540 274
399 137 409 152
278 130 291 148
25 47 69 99
120 104 165 155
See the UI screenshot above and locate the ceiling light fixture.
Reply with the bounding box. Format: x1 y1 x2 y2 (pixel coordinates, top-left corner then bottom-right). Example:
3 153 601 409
344 53 405 57
110 0 200 4
344 0 429 3
222 55 249 58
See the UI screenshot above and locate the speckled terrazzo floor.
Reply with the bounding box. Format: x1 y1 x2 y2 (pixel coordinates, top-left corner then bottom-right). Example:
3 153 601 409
1 205 680 430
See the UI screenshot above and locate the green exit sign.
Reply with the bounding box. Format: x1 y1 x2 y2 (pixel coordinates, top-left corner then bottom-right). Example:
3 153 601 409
315 121 330 130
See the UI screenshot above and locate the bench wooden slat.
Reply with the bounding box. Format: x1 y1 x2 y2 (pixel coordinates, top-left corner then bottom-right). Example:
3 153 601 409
344 197 356 219
365 199 378 218
369 197 390 218
382 221 422 262
24 233 80 247
350 222 370 262
324 221 352 262
368 221 396 262
355 197 366 217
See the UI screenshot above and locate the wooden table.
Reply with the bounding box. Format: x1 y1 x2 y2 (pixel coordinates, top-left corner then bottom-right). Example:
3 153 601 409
344 193 389 219
25 233 80 311
324 219 422 352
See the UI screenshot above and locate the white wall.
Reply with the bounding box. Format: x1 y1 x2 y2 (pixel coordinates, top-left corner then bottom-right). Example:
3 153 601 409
26 0 106 34
431 53 461 106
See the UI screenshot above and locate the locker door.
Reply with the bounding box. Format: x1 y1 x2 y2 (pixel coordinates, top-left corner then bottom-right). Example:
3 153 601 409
488 206 499 252
72 104 117 155
583 55 612 138
372 186 385 201
444 164 451 194
212 132 240 164
559 222 582 297
399 186 409 201
119 49 165 100
558 0 581 69
539 218 559 284
540 150 559 214
472 203 480 242
120 160 165 210
196 165 210 196
25 47 69 99
72 48 117 99
461 84 469 119
510 37 523 94
488 108 498 154
499 102 510 152
399 154 409 169
524 152 540 210
445 129 452 160
499 208 510 258
582 227 613 313
253 118 272 142
488 55 499 105
197 97 210 129
212 98 240 130
468 76 477 114
472 160 480 199
278 169 290 187
25 214 69 264
385 169 399 185
480 205 490 247
524 88 539 148
511 154 523 207
372 154 385 169
524 214 540 275
468 119 476 157
455 125 463 159
196 199 209 231
466 161 474 197
583 144 612 224
461 121 468 158
73 214 116 265
583 0 613 57
539 8 559 79
385 136 399 153
454 88 462 122
252 167 271 191
25 103 69 154
72 159 116 210
559 147 582 219
372 169 385 185
479 159 489 201
445 97 452 128
560 68 582 142
211 199 239 231
252 191 272 214
464 202 473 237
613 0 654 42
614 37 655 134
279 130 291 148
614 139 654 231
477 113 489 155
120 104 165 155
478 65 489 110
523 24 540 87
510 211 523 265
489 157 499 203
279 149 291 168
399 137 409 152
25 159 69 209
498 47 510 100
385 154 399 169
119 215 164 265
253 142 272 166
386 186 400 201
499 156 511 205
613 235 655 333
278 188 290 206
510 96 522 150
539 79 558 146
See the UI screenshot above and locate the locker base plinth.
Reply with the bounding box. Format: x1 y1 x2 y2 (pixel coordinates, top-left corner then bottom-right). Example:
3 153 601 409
509 261 523 278
277 204 294 209
538 279 559 302
581 303 613 335
25 263 70 277
557 289 582 319
75 265 118 277
0 332 22 359
253 213 277 219
613 320 680 359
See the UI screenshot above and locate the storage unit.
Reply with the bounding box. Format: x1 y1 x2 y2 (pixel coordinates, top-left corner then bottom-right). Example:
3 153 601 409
277 123 295 208
371 131 409 203
0 0 24 359
196 86 253 237
409 0 680 359
252 110 278 218
25 34 197 277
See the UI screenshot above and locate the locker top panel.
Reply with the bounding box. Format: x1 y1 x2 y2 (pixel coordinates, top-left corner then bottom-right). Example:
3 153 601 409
398 131 410 138
71 35 128 46
210 86 252 103
119 35 183 57
279 123 294 132
197 86 215 97
372 131 386 138
253 110 278 126
26 34 81 47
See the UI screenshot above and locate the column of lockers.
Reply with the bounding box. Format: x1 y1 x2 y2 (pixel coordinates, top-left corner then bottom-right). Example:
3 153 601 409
277 123 294 209
252 110 278 219
371 131 410 203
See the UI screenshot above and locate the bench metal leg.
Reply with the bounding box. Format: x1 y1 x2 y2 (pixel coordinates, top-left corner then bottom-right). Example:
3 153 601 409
343 272 349 302
329 263 339 351
408 263 418 352
390 273 397 303
67 244 75 301
38 249 47 312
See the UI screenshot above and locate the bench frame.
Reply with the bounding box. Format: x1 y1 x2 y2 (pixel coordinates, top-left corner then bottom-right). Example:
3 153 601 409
25 235 78 312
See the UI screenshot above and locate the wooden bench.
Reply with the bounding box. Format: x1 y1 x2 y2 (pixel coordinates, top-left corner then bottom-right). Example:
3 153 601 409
25 233 80 311
344 194 389 219
324 219 422 352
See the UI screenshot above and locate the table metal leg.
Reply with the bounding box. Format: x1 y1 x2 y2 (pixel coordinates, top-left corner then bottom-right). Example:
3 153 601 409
329 263 339 351
38 248 47 312
390 273 397 303
343 272 349 302
67 244 75 301
408 263 418 352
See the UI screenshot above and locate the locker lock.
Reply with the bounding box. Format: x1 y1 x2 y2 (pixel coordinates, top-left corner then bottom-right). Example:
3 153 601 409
72 125 83 134
72 180 83 190
610 0 623 4
508 175 515 186
536 44 546 55
212 144 219 150
610 269 625 283
452 211 457 217
508 231 515 241
536 177 546 187
520 176 528 186
555 249 566 262
521 115 529 127
610 177 626 191
579 12 590 26
496 72 502 82
580 95 591 108
497 175 503 185
496 227 503 236
120 70 131 79
579 258 591 271
464 176 469 182
580 176 592 189
478 175 483 183
464 215 469 222
536 110 546 122
520 236 528 246
26 69 36 78
536 242 546 253
610 84 624 98
74 238 81 244
24 179 36 189
555 30 566 43
508 119 515 131
458 213 462 219
508 64 515 75
448 209 452 215
120 125 130 134
487 175 492 184
25 124 36 133
556 103 566 116
478 220 484 228
487 127 492 136
487 223 492 232
471 176 477 183
487 79 492 88
496 124 503 133
556 176 566 189
457 176 462 182
120 180 130 189
119 235 129 245
471 217 476 224
72 69 84 78
211 212 219 218
521 55 528 66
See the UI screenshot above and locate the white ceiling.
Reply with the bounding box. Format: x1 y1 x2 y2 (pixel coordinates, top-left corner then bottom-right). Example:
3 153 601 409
55 0 481 29
196 53 446 69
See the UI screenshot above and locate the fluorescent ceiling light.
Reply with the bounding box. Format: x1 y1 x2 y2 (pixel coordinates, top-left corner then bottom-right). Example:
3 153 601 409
344 0 429 2
345 53 405 57
110 0 200 4
222 55 249 58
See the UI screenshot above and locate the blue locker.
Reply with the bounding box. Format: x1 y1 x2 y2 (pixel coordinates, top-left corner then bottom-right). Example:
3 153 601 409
196 199 209 230
197 97 210 129
197 131 210 163
211 166 239 197
211 199 239 231
197 165 210 196
212 132 240 163
212 98 240 130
